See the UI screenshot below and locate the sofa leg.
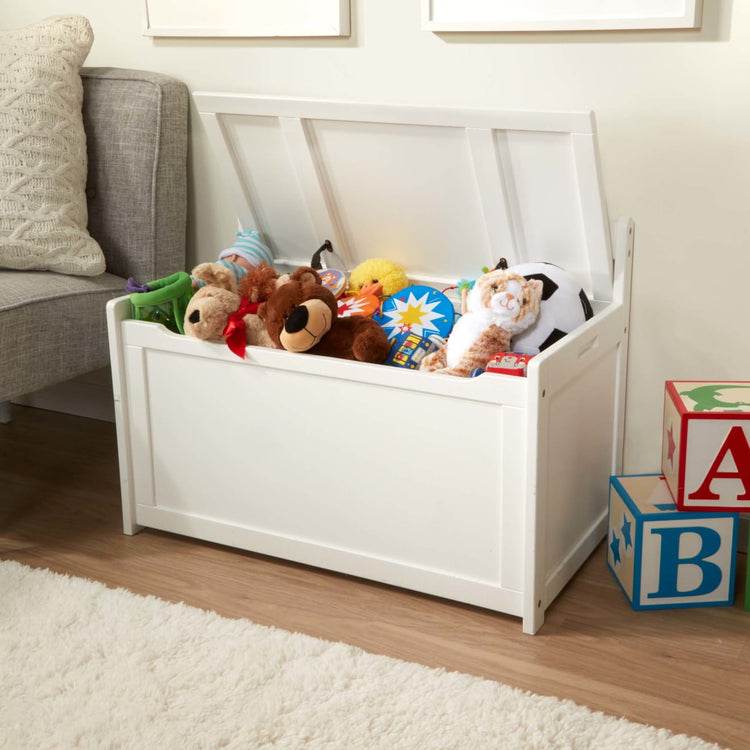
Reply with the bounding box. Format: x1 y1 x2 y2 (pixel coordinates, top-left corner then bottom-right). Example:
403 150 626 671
0 401 12 424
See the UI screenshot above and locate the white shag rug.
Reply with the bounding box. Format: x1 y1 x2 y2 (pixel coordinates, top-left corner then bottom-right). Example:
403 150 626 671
0 560 726 750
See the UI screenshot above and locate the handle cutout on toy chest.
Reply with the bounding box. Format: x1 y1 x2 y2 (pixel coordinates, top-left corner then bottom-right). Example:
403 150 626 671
577 335 599 360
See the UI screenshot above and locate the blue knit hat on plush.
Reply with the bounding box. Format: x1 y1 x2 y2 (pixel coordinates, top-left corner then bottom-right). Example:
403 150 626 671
219 230 273 268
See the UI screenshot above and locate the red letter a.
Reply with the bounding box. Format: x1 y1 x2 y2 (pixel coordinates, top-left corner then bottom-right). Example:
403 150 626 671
688 425 750 501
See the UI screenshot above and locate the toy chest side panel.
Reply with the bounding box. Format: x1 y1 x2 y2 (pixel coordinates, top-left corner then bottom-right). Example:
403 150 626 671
541 338 621 597
119 321 530 615
527 258 630 624
522 215 631 633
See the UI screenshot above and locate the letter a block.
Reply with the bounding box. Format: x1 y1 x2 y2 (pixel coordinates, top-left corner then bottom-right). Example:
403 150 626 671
662 380 750 512
607 474 738 610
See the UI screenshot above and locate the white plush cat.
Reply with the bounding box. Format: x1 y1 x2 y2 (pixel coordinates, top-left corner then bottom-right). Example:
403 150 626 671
419 269 543 377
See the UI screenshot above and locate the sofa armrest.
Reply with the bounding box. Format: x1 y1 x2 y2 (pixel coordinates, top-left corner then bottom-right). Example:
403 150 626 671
81 67 189 282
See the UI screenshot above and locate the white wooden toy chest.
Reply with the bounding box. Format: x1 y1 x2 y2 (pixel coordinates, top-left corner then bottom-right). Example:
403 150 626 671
107 94 633 634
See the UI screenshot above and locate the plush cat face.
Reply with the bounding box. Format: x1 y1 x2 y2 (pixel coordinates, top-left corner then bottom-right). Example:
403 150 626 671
466 270 543 334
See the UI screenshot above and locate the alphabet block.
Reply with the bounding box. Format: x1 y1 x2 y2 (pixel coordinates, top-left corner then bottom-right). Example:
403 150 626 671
608 474 738 610
662 380 750 512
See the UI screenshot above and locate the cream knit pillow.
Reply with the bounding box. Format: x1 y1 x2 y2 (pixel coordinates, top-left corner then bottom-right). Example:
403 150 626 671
0 15 105 276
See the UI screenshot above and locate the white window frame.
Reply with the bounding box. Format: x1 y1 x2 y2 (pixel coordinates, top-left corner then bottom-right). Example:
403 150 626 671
144 0 350 38
422 0 703 32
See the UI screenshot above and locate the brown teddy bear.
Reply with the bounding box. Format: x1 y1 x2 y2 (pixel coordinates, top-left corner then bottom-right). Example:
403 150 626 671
184 262 282 355
258 266 391 364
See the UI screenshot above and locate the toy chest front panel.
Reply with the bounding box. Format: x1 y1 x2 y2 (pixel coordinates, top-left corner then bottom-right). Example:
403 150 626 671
110 96 632 631
662 381 750 512
119 321 530 613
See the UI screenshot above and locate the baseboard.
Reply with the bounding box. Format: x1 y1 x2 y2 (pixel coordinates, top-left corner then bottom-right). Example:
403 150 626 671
13 368 115 423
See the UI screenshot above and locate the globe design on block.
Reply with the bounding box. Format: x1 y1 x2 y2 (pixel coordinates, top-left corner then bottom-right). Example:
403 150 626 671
507 262 594 355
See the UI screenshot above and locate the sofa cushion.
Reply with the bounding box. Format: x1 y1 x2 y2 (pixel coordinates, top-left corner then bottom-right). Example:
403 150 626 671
0 270 124 402
81 68 189 282
0 269 124 312
0 15 105 276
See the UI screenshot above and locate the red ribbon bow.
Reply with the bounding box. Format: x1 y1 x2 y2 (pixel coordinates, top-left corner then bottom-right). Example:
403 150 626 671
223 299 262 358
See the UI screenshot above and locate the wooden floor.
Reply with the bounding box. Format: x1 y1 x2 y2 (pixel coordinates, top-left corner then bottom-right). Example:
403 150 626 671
1 405 747 750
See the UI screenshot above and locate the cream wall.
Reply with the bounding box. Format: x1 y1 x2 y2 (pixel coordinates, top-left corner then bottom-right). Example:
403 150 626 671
3 1 748 472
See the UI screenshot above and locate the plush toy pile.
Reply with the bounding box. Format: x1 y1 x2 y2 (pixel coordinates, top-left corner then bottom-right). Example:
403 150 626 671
133 233 595 374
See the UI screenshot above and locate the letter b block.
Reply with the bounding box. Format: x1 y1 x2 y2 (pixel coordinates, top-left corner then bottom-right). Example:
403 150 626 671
608 474 738 610
662 380 750 512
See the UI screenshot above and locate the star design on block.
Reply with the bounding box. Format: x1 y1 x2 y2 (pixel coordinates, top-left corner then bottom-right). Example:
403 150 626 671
621 514 633 550
666 423 677 469
610 530 621 566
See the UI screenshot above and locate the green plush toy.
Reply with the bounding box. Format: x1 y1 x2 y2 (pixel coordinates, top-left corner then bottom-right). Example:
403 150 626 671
128 271 194 334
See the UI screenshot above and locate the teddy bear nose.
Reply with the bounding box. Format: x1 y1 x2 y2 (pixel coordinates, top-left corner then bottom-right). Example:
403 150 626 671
285 305 309 334
188 309 200 324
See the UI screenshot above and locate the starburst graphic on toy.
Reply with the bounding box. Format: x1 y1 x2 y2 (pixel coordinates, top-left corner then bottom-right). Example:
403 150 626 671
383 292 442 336
375 285 454 341
337 293 379 318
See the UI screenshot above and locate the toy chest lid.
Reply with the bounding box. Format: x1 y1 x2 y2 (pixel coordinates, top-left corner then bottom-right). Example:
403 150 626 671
193 93 614 304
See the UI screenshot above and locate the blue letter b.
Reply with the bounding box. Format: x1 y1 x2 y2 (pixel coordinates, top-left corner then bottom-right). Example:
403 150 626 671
648 526 722 599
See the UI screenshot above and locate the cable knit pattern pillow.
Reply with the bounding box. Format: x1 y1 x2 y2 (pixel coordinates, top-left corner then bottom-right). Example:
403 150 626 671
0 16 105 276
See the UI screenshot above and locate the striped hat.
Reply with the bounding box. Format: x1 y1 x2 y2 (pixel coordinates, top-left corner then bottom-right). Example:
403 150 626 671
219 230 273 268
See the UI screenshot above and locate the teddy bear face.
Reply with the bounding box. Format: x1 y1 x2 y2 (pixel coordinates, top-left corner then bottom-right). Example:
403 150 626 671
260 277 338 353
183 286 240 341
258 265 390 364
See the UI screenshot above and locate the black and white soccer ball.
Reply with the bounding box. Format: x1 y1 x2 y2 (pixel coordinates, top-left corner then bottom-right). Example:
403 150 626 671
506 262 594 355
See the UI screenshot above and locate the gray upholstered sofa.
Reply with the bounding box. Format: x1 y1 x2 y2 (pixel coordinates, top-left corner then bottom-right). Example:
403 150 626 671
0 67 188 422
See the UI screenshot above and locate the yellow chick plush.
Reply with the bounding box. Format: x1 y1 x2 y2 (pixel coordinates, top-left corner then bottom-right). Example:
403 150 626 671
348 258 408 298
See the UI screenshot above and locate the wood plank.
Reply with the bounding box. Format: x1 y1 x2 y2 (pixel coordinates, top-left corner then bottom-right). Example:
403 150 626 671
194 94 595 135
1 405 747 750
465 127 519 265
571 132 613 302
278 116 350 265
200 112 259 231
